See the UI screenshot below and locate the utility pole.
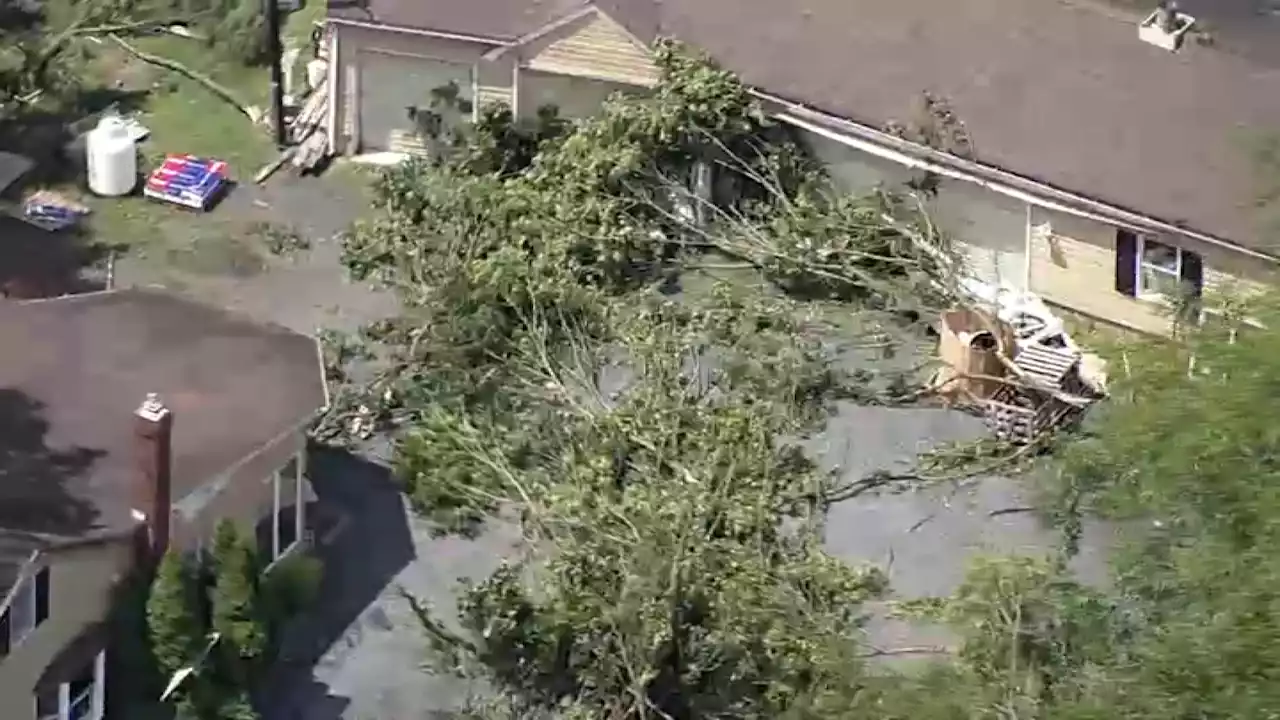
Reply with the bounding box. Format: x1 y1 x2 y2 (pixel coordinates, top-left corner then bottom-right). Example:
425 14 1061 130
265 0 287 147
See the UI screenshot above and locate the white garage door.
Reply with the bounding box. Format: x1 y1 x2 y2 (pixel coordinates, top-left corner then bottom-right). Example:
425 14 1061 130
358 52 474 154
929 180 1027 291
518 71 642 120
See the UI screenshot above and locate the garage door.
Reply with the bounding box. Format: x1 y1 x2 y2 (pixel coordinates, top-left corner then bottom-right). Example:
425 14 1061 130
930 180 1027 291
518 70 642 120
358 52 474 154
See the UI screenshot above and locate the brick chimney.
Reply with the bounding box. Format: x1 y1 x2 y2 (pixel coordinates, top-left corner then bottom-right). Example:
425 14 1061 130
133 393 173 561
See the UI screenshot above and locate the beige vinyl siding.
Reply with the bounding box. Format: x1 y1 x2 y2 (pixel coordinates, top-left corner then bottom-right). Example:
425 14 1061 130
0 540 135 719
522 12 659 87
476 63 514 110
930 180 1028 291
1028 207 1276 335
517 71 643 119
804 131 915 194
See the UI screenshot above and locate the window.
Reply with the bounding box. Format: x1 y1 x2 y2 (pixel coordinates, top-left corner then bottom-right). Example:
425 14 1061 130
1138 238 1183 298
0 566 49 657
1114 230 1203 309
264 453 306 566
34 651 104 720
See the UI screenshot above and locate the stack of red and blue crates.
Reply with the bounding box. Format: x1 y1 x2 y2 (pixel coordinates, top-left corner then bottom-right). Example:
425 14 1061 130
143 154 229 211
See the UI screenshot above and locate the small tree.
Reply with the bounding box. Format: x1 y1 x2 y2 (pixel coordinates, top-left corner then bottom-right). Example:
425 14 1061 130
209 520 269 687
146 549 206 716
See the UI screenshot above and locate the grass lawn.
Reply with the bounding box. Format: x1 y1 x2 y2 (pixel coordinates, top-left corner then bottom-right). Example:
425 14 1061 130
31 1 331 264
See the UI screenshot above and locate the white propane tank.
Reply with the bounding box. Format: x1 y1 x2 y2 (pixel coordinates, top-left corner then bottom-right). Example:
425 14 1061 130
305 58 328 92
86 114 138 197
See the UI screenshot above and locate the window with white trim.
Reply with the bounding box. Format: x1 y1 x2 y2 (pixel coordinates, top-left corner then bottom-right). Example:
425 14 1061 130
263 453 306 564
0 565 49 657
35 650 105 720
1114 230 1203 310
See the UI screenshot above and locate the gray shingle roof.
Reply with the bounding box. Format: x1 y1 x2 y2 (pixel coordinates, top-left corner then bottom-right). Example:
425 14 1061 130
329 0 1280 248
0 289 327 553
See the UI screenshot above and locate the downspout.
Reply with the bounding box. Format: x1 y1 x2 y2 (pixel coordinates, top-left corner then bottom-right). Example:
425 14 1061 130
1024 203 1034 290
511 61 521 116
470 65 480 122
325 27 339 155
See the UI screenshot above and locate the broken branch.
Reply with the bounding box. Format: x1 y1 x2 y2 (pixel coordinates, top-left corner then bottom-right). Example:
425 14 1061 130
106 34 256 121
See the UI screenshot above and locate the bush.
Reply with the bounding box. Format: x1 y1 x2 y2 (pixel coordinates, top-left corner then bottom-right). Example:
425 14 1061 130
262 552 324 621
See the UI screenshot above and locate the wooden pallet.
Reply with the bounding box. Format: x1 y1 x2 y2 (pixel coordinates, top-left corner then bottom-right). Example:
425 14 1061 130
1012 344 1079 388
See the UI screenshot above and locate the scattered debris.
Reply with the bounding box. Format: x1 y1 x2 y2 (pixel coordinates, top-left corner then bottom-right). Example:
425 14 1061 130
247 221 311 256
22 190 91 231
932 308 1015 405
959 279 1078 352
253 148 298 184
980 344 1095 445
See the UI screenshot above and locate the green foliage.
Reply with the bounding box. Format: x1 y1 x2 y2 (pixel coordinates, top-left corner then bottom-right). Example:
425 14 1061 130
260 552 324 621
1033 290 1280 719
163 0 268 66
210 520 269 675
147 549 206 679
330 40 964 720
146 549 207 718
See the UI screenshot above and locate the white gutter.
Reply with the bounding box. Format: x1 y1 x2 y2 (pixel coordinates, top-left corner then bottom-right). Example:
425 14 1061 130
1023 203 1034 289
328 16 507 46
760 91 1278 264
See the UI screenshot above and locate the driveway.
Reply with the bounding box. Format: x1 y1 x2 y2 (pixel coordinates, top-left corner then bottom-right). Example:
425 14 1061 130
100 172 1109 715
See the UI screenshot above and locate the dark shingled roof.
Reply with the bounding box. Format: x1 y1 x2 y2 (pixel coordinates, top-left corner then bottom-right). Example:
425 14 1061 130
326 0 589 40
329 0 1280 247
0 289 327 595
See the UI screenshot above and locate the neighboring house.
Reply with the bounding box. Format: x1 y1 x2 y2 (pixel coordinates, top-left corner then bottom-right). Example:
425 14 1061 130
0 288 327 720
325 0 1280 334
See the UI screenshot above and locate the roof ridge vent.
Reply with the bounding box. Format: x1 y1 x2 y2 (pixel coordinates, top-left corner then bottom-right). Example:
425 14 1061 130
1139 0 1195 52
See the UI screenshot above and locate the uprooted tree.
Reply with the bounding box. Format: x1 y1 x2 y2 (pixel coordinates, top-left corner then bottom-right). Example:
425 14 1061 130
319 33 1280 720
317 40 991 718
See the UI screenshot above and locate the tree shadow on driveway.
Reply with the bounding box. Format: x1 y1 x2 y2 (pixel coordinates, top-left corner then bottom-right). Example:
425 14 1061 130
259 445 416 720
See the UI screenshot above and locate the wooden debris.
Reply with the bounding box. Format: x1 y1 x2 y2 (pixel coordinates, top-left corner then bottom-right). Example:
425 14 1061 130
288 83 329 142
291 131 330 172
979 345 1095 445
253 147 299 184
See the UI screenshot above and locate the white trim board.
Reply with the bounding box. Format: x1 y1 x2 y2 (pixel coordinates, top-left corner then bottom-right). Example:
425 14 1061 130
763 94 1275 264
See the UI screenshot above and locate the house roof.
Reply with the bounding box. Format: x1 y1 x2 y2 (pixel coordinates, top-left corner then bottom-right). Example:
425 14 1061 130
325 0 588 40
330 0 1280 248
0 289 327 568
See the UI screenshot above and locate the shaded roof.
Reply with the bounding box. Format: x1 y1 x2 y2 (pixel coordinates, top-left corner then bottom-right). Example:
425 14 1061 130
0 289 327 548
0 216 99 297
332 0 1280 247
